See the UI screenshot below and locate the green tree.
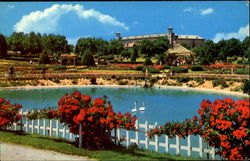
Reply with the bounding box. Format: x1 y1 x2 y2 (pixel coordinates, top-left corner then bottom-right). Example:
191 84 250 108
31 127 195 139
180 42 191 50
81 49 95 66
121 48 132 60
138 39 155 58
156 54 166 65
39 50 51 64
7 32 25 54
153 37 170 55
0 34 7 58
224 38 242 57
144 57 153 65
130 49 138 62
108 39 124 56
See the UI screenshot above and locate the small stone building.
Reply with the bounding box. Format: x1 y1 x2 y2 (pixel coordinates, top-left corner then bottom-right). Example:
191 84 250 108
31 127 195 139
60 54 77 65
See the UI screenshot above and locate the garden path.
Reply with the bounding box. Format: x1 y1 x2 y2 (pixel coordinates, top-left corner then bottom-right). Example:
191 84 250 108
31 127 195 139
0 143 94 161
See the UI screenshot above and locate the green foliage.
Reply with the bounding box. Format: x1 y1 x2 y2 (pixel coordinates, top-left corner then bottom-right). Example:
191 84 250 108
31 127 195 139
177 77 190 83
172 67 188 73
38 50 50 64
234 68 249 75
156 54 166 65
53 65 66 70
143 57 153 65
145 67 160 73
242 79 250 95
194 77 205 85
130 50 138 62
163 64 170 69
212 79 228 88
81 49 95 66
190 65 203 71
0 34 7 58
135 65 144 71
35 64 48 70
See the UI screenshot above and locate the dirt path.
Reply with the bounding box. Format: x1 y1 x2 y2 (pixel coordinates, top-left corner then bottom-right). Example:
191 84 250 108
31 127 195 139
0 143 94 161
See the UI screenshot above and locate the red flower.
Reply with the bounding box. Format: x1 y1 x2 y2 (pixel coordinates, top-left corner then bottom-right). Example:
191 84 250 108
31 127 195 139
93 98 105 106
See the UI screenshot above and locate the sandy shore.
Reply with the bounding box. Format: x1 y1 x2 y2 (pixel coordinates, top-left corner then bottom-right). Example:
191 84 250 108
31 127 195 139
0 84 248 98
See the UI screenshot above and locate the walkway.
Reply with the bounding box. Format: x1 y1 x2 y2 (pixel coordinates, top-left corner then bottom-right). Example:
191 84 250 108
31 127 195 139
0 143 94 161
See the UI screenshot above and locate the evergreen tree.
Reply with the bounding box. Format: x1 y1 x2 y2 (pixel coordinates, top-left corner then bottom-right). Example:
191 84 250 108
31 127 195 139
0 34 7 58
39 50 51 64
81 49 95 66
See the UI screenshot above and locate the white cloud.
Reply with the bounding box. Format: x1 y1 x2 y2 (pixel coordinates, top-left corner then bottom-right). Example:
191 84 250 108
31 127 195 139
8 4 15 9
200 8 214 15
183 7 192 12
14 4 129 33
212 24 249 42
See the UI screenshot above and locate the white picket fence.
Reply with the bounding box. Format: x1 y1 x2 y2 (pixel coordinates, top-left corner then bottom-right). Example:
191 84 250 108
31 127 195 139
9 109 215 159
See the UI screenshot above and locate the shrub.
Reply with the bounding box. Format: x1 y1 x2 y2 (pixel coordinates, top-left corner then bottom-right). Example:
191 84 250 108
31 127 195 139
90 76 97 85
194 77 204 85
135 65 144 71
172 67 188 73
144 57 153 66
118 80 128 85
39 50 50 64
234 68 249 75
242 79 250 95
212 79 228 88
145 67 160 73
163 64 170 69
35 64 48 70
190 65 203 71
57 91 137 149
81 49 95 66
0 98 22 129
53 65 66 70
177 77 190 83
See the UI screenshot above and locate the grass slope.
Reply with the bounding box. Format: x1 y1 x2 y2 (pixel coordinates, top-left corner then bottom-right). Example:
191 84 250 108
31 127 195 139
0 130 200 161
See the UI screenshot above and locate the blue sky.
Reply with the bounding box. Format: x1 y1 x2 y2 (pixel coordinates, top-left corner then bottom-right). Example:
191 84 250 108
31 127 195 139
0 1 249 45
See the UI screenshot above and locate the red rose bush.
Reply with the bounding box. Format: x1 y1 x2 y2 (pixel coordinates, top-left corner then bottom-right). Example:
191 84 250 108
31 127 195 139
58 91 136 149
0 98 22 129
148 98 250 160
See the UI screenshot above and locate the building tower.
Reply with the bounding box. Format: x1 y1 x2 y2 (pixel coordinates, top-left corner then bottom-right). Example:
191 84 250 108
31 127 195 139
167 27 174 48
115 32 121 40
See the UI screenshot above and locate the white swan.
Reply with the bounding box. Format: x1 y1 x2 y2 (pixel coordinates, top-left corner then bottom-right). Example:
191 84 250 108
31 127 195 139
132 101 137 113
139 102 145 111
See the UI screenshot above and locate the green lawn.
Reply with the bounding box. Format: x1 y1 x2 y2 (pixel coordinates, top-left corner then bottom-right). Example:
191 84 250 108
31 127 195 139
0 130 201 161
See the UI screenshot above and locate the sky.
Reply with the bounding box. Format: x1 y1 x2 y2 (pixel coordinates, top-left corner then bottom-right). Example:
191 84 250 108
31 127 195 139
0 1 249 45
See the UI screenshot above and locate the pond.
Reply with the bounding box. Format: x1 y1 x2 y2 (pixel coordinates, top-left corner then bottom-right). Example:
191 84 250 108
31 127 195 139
0 86 245 125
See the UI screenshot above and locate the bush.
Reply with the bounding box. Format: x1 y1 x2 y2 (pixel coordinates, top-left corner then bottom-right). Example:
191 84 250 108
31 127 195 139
234 68 249 75
144 57 153 66
135 65 144 71
212 79 228 88
242 79 250 95
177 77 190 83
145 67 160 73
90 76 97 85
35 64 48 70
172 67 188 73
53 65 66 70
81 49 95 66
163 64 170 69
39 50 50 64
191 65 203 71
57 91 136 149
194 77 204 85
0 98 22 129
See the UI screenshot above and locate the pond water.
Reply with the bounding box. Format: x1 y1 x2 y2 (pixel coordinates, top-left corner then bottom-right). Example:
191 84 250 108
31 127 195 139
1 86 245 159
0 86 244 125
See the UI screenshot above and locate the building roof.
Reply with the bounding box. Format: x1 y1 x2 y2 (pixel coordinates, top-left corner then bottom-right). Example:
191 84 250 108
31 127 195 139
167 45 196 56
121 33 204 40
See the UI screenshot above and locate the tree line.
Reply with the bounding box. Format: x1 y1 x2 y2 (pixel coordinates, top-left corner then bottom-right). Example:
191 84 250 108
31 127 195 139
191 37 249 65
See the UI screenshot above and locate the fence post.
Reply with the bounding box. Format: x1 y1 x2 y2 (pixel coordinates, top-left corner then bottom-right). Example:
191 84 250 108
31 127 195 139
155 122 159 152
49 119 52 136
31 120 34 134
187 135 191 156
176 135 180 155
79 122 83 148
145 120 149 150
135 120 139 146
25 110 28 132
114 127 117 145
165 135 169 153
20 109 23 132
211 147 215 160
117 128 120 143
43 119 46 135
37 119 40 135
126 130 130 148
56 120 59 137
63 124 66 138
199 135 203 158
